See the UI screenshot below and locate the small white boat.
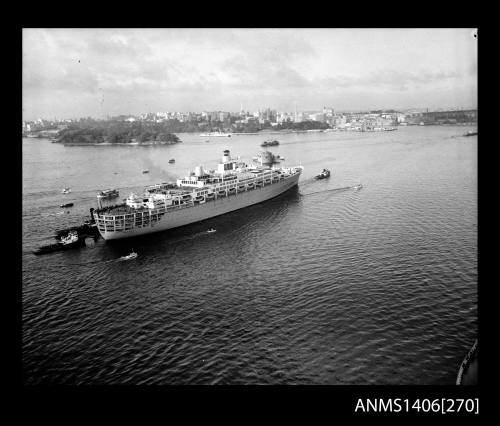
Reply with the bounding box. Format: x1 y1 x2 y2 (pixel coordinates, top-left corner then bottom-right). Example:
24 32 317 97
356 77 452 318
61 188 71 194
315 169 331 179
207 229 216 233
120 250 138 261
353 184 363 190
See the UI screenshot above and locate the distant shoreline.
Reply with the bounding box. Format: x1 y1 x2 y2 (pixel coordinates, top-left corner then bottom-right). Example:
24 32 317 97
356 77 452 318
60 140 181 146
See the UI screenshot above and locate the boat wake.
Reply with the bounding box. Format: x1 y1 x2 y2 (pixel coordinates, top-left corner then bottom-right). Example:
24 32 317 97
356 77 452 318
41 211 67 217
300 185 363 197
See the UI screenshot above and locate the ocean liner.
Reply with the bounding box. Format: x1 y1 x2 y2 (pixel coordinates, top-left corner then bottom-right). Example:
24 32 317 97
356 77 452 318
93 150 303 240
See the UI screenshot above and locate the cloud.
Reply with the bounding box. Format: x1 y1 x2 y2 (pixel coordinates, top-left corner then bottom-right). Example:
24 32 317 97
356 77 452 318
23 29 477 119
317 69 462 92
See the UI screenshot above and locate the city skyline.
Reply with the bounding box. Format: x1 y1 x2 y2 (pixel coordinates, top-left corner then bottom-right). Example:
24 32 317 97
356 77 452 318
23 28 478 122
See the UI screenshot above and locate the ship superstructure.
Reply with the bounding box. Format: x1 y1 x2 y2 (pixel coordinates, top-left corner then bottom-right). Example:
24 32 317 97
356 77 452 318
93 150 303 240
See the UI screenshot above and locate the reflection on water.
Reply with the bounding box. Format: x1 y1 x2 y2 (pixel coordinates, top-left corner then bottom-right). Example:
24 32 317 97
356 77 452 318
22 126 477 384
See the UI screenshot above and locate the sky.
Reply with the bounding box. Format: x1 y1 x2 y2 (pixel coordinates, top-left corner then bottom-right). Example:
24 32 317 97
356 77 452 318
22 28 478 121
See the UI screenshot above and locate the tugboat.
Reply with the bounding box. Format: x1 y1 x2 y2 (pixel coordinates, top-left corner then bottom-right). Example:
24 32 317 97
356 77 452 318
60 202 74 208
315 169 331 179
97 189 119 200
33 230 84 255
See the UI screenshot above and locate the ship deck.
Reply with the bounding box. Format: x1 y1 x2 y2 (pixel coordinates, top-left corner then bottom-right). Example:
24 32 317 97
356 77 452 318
95 168 293 219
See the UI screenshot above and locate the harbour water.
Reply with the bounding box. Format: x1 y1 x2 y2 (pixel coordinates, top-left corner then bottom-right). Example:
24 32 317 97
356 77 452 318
22 126 477 384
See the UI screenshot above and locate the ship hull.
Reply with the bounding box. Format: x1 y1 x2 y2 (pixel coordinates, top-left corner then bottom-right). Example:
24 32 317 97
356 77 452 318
99 173 300 240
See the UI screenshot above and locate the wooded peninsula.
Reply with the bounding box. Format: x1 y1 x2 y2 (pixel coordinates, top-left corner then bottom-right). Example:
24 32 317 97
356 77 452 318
54 119 181 145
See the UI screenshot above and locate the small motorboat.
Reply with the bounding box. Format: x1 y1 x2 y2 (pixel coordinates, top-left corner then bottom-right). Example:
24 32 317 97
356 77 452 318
61 188 71 194
207 229 216 234
261 139 279 147
464 131 477 137
142 170 149 174
315 169 331 179
353 184 363 190
60 202 74 208
120 250 137 261
169 159 175 163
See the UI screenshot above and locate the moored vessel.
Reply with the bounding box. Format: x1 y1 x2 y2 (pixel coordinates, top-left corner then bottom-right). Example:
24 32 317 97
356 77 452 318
199 131 232 137
93 149 303 241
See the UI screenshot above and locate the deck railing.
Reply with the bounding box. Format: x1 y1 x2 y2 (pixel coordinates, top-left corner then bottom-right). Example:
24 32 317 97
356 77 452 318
96 168 299 228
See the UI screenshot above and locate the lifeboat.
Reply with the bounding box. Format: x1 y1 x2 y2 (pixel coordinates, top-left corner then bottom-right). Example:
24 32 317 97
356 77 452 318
237 184 246 191
246 182 255 190
217 190 226 197
206 192 215 200
264 178 271 184
194 195 205 203
255 181 263 187
228 187 236 194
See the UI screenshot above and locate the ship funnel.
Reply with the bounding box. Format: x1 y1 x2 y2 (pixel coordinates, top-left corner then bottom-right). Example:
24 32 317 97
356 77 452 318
222 149 230 163
194 165 204 176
